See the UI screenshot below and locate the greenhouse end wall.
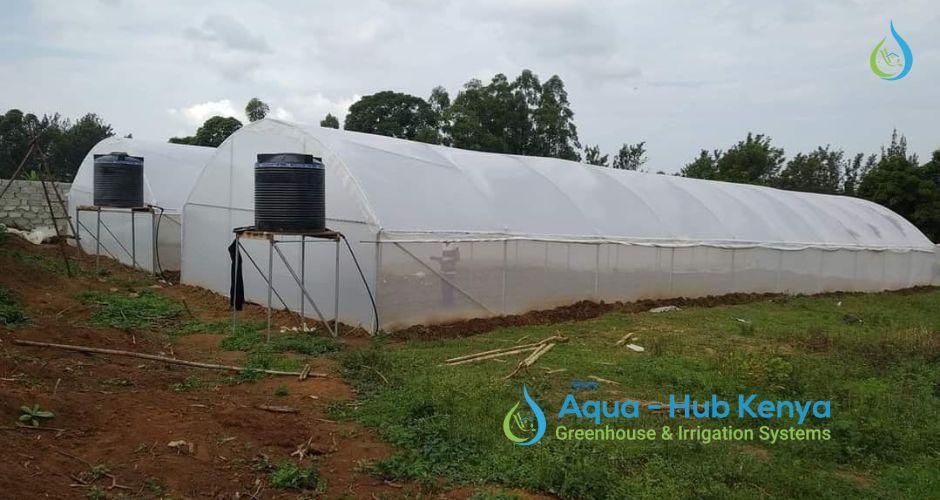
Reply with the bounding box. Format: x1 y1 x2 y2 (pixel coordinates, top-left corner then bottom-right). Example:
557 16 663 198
375 238 936 329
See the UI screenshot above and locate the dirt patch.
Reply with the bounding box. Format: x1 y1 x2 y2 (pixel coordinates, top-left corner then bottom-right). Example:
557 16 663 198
394 287 939 340
394 293 783 340
0 237 484 498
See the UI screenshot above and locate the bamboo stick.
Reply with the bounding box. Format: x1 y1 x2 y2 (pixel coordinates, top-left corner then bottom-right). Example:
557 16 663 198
505 342 556 379
444 335 566 364
12 339 327 378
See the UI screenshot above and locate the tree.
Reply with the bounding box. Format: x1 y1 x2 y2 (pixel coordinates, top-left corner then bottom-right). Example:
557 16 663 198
428 86 452 145
245 98 269 122
681 133 783 185
775 146 844 195
320 113 340 129
583 145 608 166
681 150 719 179
448 70 580 160
533 75 580 161
858 131 938 241
49 113 114 180
343 91 439 143
170 115 242 147
611 142 647 170
842 153 875 197
1 109 113 181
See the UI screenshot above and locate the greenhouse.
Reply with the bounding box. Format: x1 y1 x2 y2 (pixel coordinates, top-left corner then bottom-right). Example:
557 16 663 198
181 119 939 330
69 137 214 272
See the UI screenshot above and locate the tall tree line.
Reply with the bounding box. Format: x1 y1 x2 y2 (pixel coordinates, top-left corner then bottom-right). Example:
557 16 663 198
336 70 647 168
0 109 113 182
679 130 940 241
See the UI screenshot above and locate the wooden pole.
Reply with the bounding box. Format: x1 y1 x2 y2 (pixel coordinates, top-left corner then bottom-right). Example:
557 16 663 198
12 339 328 378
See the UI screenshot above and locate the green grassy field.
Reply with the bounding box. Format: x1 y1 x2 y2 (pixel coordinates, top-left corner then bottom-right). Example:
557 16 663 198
336 289 940 499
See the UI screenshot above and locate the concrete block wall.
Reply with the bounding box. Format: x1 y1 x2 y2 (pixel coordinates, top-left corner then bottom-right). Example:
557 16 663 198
0 179 72 231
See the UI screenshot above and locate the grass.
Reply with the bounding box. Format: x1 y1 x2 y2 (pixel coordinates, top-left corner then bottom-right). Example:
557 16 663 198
170 376 208 392
77 289 183 329
0 247 88 276
337 289 940 498
268 461 318 490
0 284 28 327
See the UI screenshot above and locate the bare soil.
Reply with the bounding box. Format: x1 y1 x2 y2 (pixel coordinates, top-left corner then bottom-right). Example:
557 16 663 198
0 237 525 499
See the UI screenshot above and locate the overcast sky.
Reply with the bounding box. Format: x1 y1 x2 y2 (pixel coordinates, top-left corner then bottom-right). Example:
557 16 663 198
1 0 936 173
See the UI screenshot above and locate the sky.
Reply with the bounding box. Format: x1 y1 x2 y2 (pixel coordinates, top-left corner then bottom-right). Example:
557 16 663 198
0 0 937 173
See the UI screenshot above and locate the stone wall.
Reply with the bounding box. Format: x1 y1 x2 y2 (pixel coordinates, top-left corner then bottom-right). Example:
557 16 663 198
0 179 72 231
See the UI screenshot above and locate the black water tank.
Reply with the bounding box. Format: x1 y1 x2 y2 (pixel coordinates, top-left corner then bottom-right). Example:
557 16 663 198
93 152 144 208
254 153 325 231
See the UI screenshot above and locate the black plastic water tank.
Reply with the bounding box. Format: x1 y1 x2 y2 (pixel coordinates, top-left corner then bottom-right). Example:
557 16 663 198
93 152 144 208
254 153 325 231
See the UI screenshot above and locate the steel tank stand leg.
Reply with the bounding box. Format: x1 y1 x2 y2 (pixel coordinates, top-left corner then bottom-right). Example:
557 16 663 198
334 237 340 338
95 210 101 274
131 210 136 270
300 236 306 323
267 238 274 342
231 233 239 336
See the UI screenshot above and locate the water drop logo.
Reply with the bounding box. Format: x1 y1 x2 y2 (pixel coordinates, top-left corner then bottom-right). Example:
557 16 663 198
502 385 546 446
870 21 912 80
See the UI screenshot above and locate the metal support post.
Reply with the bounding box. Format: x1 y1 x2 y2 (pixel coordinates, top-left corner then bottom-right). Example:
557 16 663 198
334 238 340 337
231 233 239 335
130 210 136 269
95 210 101 274
501 240 508 314
151 211 157 275
300 236 306 320
267 239 274 341
272 243 335 337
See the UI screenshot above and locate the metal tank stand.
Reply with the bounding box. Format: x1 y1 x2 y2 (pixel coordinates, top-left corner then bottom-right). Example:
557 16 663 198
231 227 342 340
75 205 157 275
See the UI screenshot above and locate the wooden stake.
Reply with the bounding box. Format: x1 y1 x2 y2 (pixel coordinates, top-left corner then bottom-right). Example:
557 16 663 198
445 335 567 365
614 332 636 346
505 342 556 379
12 339 327 378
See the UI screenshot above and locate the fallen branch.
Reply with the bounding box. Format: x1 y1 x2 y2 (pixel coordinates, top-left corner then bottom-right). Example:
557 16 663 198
588 375 620 385
614 332 636 346
445 335 567 365
446 345 538 366
258 405 299 414
505 342 556 379
13 339 327 378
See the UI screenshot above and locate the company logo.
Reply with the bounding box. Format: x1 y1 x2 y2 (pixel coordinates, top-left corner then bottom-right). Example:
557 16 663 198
502 385 546 446
870 21 912 80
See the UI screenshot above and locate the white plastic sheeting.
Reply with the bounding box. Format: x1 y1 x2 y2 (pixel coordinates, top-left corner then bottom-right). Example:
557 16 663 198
182 119 938 330
69 137 214 272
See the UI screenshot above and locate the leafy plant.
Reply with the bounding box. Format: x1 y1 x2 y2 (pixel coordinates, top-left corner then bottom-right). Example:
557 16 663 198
18 404 54 427
268 461 318 490
274 385 289 397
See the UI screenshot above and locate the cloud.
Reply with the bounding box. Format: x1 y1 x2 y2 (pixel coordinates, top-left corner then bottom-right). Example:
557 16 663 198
169 99 244 127
184 14 271 54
